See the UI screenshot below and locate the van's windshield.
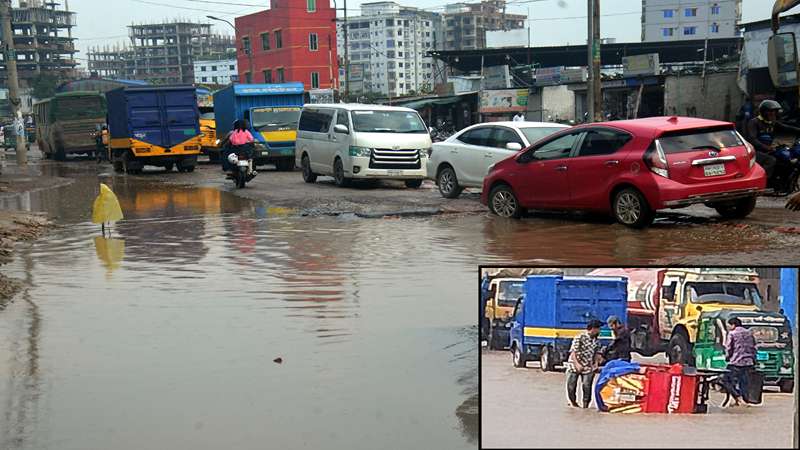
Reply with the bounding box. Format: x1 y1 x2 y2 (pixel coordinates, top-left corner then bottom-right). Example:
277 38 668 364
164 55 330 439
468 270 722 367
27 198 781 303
685 282 761 305
351 110 427 133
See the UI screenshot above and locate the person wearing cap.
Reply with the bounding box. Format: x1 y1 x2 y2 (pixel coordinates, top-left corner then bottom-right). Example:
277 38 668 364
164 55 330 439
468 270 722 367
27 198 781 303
566 319 603 408
602 315 632 362
745 99 800 179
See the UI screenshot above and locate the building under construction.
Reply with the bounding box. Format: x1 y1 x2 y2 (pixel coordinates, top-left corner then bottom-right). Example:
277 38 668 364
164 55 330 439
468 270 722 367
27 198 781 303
0 0 78 86
87 21 234 84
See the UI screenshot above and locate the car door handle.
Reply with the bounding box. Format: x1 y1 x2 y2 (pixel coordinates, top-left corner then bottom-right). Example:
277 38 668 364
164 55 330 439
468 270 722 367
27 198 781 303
485 153 494 158
555 165 568 172
604 160 620 166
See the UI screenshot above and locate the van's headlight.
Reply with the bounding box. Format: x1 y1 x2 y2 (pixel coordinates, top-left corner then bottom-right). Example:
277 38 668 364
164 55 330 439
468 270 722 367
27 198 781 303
215 139 221 146
349 146 372 157
783 352 793 368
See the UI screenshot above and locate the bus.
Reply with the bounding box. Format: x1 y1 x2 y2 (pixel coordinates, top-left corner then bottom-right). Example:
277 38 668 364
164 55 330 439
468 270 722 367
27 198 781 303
33 91 107 160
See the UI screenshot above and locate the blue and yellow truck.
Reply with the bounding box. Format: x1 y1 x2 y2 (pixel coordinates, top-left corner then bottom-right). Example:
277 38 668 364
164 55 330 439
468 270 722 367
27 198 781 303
213 83 304 171
509 274 628 371
106 85 201 174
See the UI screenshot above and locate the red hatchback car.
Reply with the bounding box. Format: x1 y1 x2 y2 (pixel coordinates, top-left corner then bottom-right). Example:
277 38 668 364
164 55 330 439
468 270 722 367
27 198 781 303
481 116 768 228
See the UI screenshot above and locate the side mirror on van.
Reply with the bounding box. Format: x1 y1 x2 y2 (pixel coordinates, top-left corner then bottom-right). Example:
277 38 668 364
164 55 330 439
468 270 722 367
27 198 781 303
429 126 436 135
768 32 799 88
334 124 349 134
506 142 523 151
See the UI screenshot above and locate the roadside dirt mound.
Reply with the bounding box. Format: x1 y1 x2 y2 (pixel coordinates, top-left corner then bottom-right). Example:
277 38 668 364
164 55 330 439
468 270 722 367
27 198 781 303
0 211 52 304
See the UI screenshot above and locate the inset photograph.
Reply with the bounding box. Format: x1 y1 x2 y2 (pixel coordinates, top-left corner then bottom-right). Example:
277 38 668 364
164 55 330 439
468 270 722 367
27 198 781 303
480 267 798 449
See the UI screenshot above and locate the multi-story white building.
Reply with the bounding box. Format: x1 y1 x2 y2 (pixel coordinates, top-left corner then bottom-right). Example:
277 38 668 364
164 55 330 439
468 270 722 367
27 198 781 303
193 58 238 86
337 2 443 97
641 0 742 42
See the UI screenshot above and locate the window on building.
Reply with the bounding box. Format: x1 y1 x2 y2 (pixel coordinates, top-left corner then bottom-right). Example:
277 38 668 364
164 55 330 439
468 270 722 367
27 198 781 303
230 65 235 70
711 5 721 15
242 37 251 55
684 26 697 35
212 76 218 83
663 9 673 18
685 8 697 17
662 28 674 37
211 65 217 71
311 72 320 89
710 23 719 33
386 19 394 26
398 29 403 36
202 76 208 82
307 0 316 12
261 32 270 50
245 72 252 83
398 62 403 67
201 66 207 72
275 30 283 49
386 51 395 58
387 39 395 48
309 33 318 51
277 68 285 82
263 69 272 83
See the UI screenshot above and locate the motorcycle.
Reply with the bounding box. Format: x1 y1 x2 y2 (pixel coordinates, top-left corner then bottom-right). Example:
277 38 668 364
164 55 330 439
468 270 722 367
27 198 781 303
226 148 257 188
430 122 455 143
771 138 800 196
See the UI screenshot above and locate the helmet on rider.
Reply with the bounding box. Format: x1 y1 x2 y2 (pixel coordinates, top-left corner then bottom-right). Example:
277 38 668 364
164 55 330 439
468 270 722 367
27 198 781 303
759 99 782 121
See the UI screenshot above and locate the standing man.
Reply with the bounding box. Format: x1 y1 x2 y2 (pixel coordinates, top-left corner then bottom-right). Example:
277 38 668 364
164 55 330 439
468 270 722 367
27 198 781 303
512 112 525 122
603 315 631 362
724 317 758 406
566 319 603 408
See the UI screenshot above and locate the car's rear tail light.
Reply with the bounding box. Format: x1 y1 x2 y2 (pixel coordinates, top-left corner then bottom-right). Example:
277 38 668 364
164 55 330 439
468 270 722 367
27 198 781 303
644 140 669 178
736 131 756 168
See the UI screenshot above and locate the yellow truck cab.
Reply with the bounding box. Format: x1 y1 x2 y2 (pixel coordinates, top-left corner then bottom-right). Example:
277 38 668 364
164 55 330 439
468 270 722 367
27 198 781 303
198 107 219 161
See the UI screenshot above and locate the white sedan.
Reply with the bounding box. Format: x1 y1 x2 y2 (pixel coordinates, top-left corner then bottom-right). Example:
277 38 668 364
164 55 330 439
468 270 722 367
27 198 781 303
427 121 570 198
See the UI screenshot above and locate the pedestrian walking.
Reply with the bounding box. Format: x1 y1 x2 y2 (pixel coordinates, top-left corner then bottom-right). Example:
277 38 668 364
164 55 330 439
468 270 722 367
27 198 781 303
602 315 631 362
566 319 603 408
724 317 758 406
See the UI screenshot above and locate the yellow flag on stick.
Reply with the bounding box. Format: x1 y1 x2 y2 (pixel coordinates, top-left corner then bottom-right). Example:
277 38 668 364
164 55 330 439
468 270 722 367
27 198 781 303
92 183 123 224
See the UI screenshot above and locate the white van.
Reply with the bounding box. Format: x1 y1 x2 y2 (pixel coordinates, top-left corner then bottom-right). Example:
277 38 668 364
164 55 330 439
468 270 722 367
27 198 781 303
295 104 432 188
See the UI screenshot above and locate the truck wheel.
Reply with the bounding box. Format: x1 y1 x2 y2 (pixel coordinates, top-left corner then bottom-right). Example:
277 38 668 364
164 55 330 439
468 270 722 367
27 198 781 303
54 144 66 161
164 163 174 172
612 187 654 228
488 328 504 350
276 159 295 171
333 157 351 187
668 333 692 365
540 346 555 372
301 154 317 183
209 152 221 163
779 379 794 393
712 197 757 219
512 344 528 368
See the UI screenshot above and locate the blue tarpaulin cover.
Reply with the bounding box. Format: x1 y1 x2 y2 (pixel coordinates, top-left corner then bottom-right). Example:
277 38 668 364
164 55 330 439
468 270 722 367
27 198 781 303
594 359 641 411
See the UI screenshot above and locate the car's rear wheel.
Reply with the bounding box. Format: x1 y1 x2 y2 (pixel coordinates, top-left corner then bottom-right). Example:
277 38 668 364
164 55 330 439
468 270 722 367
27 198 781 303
712 196 757 219
489 184 523 218
612 188 654 228
437 165 463 198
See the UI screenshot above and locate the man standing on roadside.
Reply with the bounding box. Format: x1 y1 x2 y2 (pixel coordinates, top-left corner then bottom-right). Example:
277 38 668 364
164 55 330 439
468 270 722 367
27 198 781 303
725 317 758 406
566 319 603 408
603 315 631 362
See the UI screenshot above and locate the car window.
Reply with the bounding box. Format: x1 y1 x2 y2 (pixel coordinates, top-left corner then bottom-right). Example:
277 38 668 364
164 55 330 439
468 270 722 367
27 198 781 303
520 127 567 145
531 132 579 161
492 127 524 149
298 109 334 133
576 129 632 157
458 127 493 147
336 110 350 128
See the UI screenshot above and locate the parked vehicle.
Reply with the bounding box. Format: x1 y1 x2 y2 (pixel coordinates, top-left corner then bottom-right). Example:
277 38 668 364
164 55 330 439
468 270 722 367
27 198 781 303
198 107 220 162
481 117 768 228
226 146 257 189
509 274 628 372
296 104 431 188
428 121 569 198
33 91 107 160
481 268 561 350
694 309 794 393
214 83 304 171
106 85 201 174
588 268 763 365
771 137 800 195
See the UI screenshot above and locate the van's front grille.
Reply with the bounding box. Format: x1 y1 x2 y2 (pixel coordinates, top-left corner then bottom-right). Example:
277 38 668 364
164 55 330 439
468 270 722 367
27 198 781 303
369 148 421 170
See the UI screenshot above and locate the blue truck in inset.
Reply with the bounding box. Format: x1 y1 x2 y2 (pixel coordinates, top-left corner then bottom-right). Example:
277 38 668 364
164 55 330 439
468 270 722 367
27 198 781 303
509 275 628 371
213 83 304 171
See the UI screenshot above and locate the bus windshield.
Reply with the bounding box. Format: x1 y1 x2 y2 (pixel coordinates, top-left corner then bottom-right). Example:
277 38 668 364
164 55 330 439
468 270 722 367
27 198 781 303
250 107 301 132
497 281 524 307
685 282 761 305
53 96 105 121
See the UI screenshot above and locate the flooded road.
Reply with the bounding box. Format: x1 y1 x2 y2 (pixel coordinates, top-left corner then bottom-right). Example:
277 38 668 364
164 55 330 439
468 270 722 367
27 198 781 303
0 163 479 449
481 350 794 449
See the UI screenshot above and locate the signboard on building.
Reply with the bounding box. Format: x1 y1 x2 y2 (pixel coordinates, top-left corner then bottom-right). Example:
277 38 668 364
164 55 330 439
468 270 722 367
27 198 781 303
309 89 335 104
480 89 529 113
623 53 660 77
534 66 563 86
486 28 529 49
483 65 511 89
348 64 364 82
561 67 587 83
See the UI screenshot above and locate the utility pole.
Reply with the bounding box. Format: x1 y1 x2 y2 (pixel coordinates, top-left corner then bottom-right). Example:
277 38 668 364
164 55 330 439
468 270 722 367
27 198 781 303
586 0 601 123
343 0 349 100
1 0 28 165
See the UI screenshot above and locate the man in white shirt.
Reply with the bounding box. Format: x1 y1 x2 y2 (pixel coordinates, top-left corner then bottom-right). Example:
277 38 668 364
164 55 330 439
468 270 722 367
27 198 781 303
512 113 525 122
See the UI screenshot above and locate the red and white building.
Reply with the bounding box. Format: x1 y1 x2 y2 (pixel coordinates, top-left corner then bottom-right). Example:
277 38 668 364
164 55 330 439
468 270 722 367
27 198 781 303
235 0 338 89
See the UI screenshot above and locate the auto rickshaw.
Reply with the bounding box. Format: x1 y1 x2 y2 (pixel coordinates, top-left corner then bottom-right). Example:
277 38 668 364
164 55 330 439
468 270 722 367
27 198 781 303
694 309 794 392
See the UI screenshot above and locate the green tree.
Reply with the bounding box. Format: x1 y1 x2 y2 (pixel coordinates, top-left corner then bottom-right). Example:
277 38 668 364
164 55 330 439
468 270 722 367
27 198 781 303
30 73 60 99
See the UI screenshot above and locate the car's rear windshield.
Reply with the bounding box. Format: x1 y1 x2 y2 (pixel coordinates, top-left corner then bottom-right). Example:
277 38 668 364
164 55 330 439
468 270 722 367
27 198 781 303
657 128 742 154
520 127 565 145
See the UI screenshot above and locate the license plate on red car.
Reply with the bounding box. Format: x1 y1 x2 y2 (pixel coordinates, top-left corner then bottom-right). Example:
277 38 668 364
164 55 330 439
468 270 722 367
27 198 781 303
703 163 725 177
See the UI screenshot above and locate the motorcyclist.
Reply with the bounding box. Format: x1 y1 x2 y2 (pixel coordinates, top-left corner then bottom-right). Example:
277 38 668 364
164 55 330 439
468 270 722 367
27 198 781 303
222 119 256 178
745 99 800 179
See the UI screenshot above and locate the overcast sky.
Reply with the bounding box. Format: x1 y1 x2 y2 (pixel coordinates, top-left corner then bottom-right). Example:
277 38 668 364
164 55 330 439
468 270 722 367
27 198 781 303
57 0 800 68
